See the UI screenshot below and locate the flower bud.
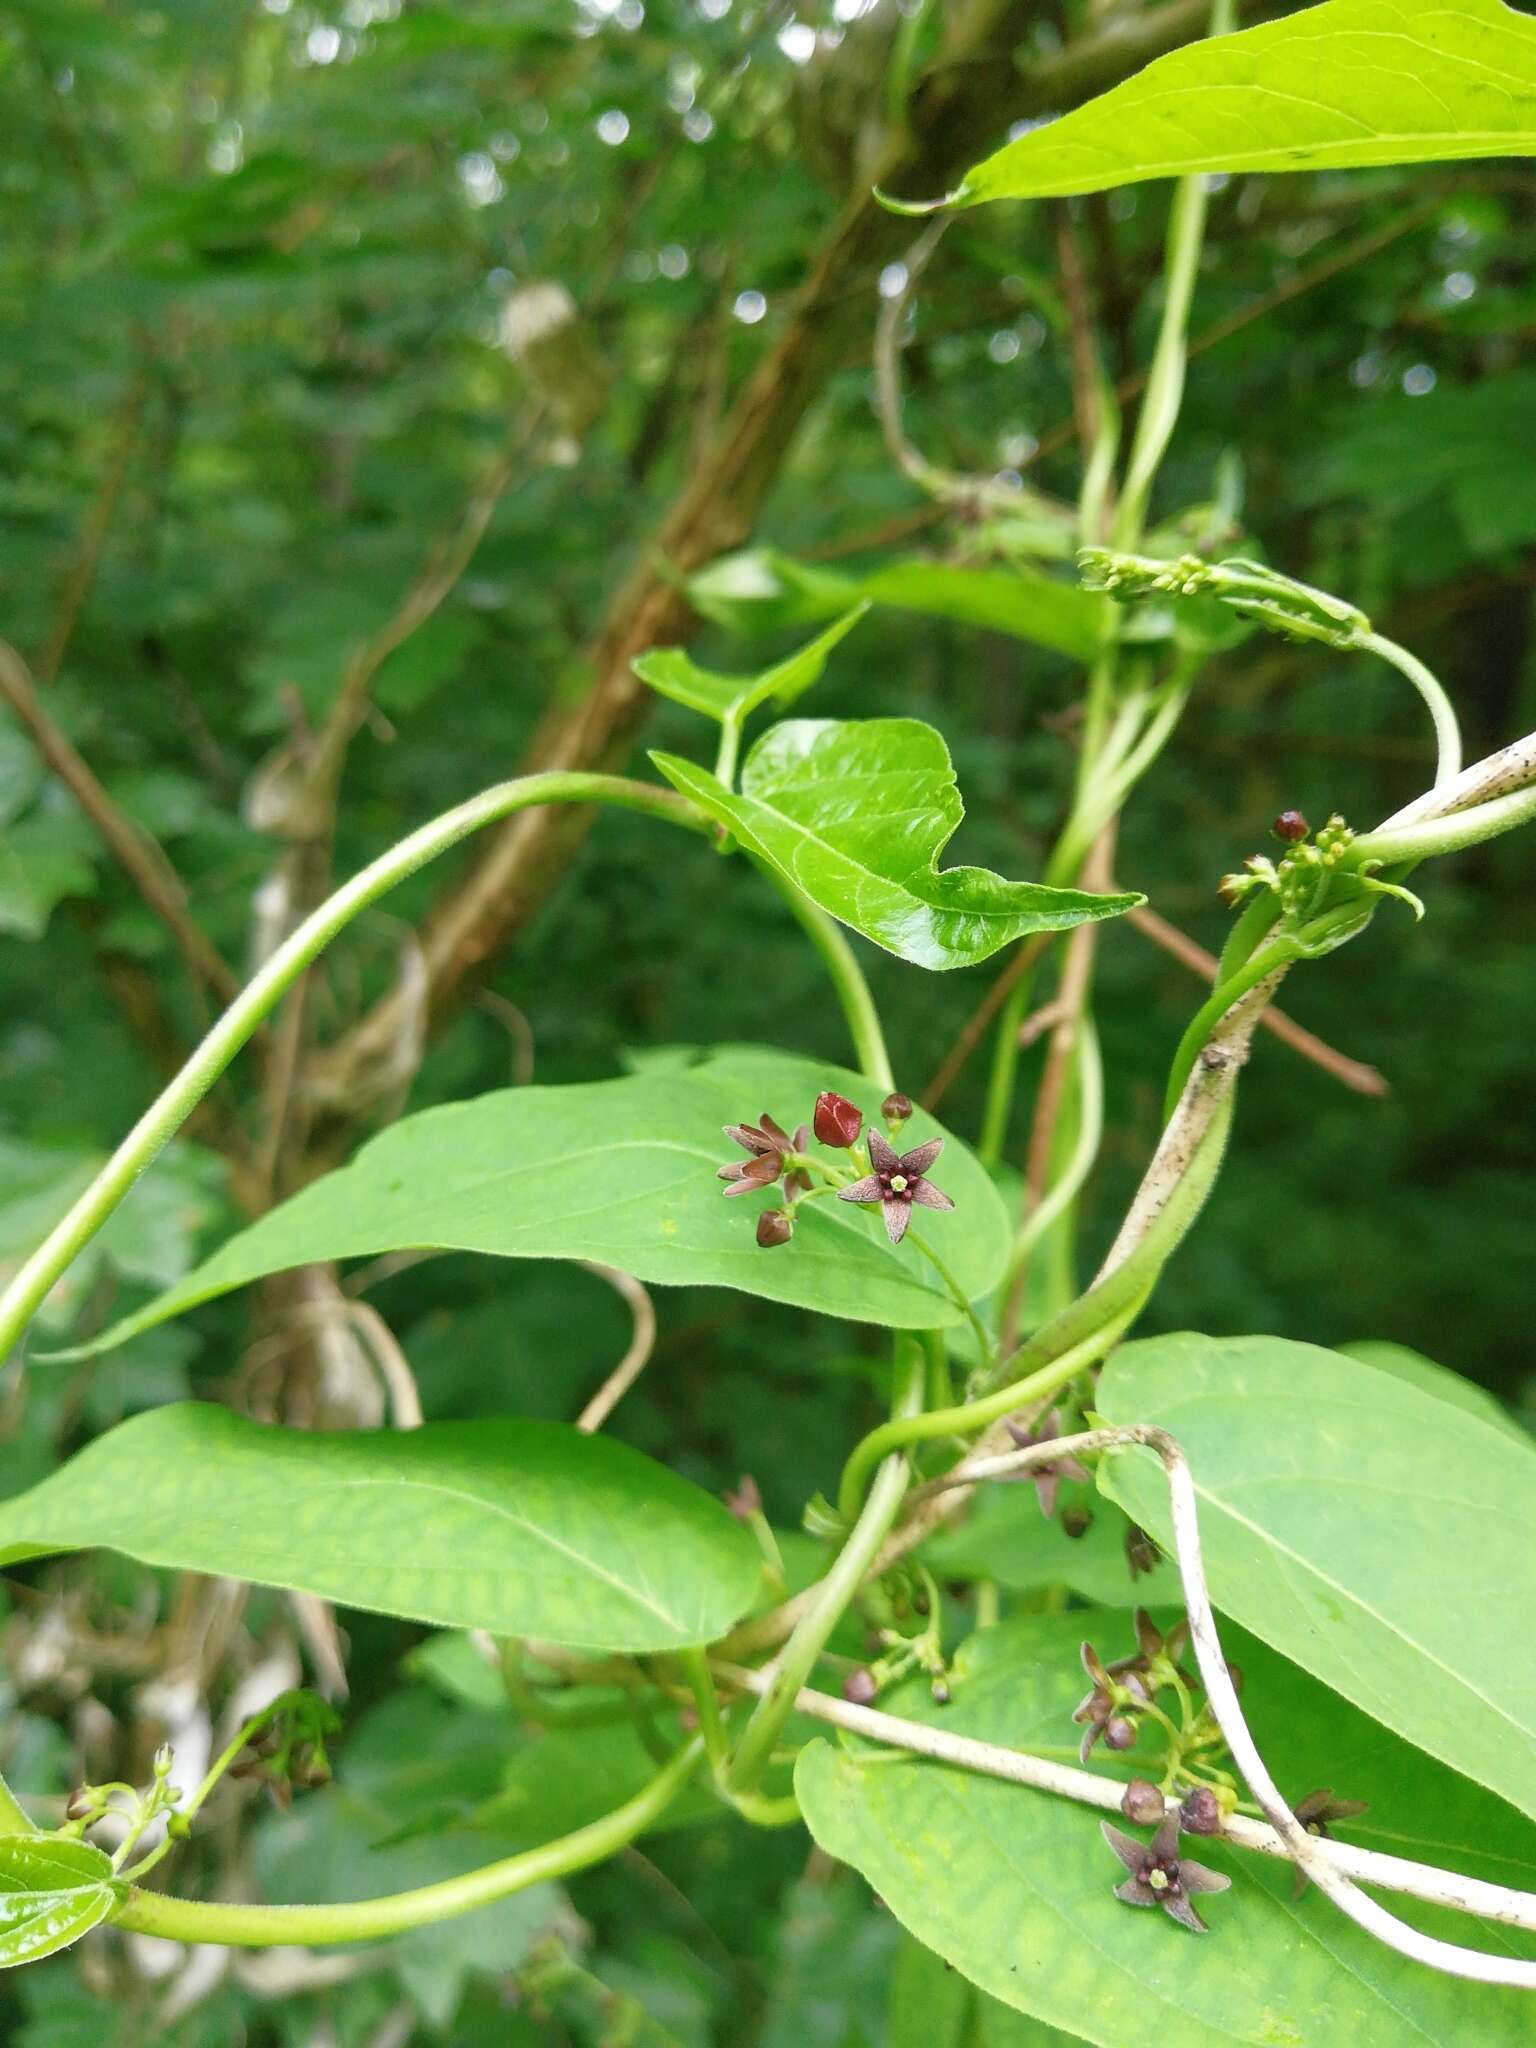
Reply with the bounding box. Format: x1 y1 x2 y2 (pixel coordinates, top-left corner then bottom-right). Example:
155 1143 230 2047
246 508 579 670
930 1678 951 1705
756 1208 793 1248
1061 1506 1093 1539
65 1787 94 1822
1105 1716 1138 1752
842 1667 878 1706
153 1742 175 1779
1272 809 1309 843
1121 1779 1166 1826
813 1090 863 1148
880 1092 913 1125
1179 1787 1222 1836
723 1474 762 1521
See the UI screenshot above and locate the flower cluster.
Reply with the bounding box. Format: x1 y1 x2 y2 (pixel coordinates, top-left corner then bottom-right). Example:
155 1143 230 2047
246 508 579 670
1219 811 1355 918
1074 1609 1193 1762
714 1087 954 1249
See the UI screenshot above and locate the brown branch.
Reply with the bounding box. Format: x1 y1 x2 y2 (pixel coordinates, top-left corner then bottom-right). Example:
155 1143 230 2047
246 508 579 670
0 639 241 1008
921 931 1054 1112
1125 897 1388 1095
315 0 1229 1119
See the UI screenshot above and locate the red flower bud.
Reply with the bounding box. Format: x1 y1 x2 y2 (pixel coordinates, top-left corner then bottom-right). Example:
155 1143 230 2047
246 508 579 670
880 1092 913 1124
1272 809 1309 843
756 1208 793 1248
813 1090 863 1147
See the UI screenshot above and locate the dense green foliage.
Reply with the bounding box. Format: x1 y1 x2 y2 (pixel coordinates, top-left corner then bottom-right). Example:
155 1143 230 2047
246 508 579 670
2 1 1535 2043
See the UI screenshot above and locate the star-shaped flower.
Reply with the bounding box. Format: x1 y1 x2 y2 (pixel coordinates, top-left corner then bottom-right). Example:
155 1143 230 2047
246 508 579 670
1003 1408 1090 1520
836 1131 954 1245
1289 1786 1369 1896
716 1113 811 1198
1073 1639 1150 1761
1102 1816 1231 1933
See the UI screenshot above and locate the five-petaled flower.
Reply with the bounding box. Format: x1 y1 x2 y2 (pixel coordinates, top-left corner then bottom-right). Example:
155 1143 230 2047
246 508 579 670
837 1131 954 1244
1290 1786 1368 1896
1003 1408 1090 1520
717 1114 811 1198
1074 1640 1150 1761
1102 1816 1231 1932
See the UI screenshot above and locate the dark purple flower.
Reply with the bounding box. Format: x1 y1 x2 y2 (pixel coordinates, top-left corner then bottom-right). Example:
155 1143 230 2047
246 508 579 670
1124 1522 1162 1580
722 1474 762 1521
717 1113 811 1198
1290 1787 1369 1896
837 1131 954 1245
1003 1408 1090 1520
814 1090 864 1148
1073 1640 1151 1762
1102 1816 1231 1932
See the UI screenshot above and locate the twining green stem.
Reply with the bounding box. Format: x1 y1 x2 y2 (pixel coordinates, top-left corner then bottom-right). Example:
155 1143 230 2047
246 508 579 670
0 772 703 1365
907 1227 991 1366
1002 1016 1103 1293
725 1339 925 1796
753 858 894 1095
978 952 1043 1169
1162 933 1301 1120
1112 195 1207 547
1353 780 1536 867
1361 631 1462 790
1216 889 1282 980
111 1737 703 1948
836 1304 1140 1525
682 1648 728 1783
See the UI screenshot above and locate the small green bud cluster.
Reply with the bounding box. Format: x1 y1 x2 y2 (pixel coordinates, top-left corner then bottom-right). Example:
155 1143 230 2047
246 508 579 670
1219 812 1355 918
1079 547 1370 650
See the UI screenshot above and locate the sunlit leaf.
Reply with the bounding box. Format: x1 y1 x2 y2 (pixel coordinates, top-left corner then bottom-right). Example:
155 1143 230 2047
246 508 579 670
946 0 1536 204
1098 1333 1536 1819
0 1405 763 1652
798 1614 1536 2043
67 1048 1009 1353
633 607 868 726
656 721 1139 970
0 1837 119 1971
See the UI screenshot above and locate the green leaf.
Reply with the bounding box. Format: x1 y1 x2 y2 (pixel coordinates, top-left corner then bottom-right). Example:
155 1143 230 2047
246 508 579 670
0 1405 762 1653
632 607 868 726
655 722 1140 970
71 1048 1010 1353
686 549 1100 661
1097 1332 1536 1819
0 1836 120 1970
797 1613 1536 2044
1339 1337 1528 1439
950 0 1536 204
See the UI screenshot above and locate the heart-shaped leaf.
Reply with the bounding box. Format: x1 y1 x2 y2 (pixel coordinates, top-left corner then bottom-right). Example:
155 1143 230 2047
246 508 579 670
0 1835 120 1970
633 607 867 726
1097 1332 1536 1820
0 1405 762 1652
66 1048 1008 1356
797 1614 1536 2044
655 722 1139 970
945 0 1536 205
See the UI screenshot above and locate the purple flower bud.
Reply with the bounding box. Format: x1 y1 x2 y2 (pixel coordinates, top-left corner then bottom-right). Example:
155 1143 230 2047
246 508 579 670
756 1208 793 1248
881 1092 913 1125
65 1787 93 1822
1061 1506 1093 1539
1105 1716 1138 1751
723 1474 763 1521
842 1667 878 1705
1179 1787 1222 1836
814 1090 864 1148
1121 1780 1167 1826
1273 809 1310 843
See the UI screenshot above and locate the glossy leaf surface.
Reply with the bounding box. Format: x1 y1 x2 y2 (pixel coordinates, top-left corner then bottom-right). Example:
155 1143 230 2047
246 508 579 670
949 0 1536 204
656 722 1139 969
0 1837 119 1971
798 1614 1536 2043
0 1405 763 1652
1098 1333 1536 1819
70 1049 1008 1353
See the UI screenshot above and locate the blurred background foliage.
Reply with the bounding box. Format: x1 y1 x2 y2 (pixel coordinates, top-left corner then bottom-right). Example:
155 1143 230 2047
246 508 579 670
0 0 1533 2041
